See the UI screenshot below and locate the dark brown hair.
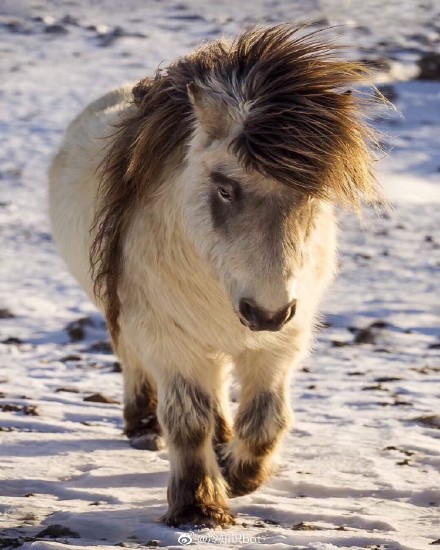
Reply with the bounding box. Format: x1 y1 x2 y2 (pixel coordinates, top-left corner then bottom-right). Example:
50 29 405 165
91 24 381 342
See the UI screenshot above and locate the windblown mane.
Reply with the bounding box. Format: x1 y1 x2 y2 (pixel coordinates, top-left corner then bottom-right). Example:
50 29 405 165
91 24 381 341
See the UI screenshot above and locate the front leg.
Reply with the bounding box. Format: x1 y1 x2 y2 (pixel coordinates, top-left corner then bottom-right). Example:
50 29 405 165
222 346 295 497
157 371 234 528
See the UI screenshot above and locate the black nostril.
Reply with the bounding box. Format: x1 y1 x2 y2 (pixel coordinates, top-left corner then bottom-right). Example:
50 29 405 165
239 298 258 326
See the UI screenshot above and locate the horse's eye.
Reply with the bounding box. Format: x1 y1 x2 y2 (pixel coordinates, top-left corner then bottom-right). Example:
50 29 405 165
218 186 233 202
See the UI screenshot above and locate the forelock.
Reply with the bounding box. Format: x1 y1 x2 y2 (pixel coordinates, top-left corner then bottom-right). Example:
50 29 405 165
197 24 382 207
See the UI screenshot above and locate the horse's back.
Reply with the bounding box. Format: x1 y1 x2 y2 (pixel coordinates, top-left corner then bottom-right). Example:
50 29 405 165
49 85 134 301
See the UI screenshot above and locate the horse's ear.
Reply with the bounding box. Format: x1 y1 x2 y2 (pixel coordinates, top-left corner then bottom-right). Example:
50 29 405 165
187 82 231 141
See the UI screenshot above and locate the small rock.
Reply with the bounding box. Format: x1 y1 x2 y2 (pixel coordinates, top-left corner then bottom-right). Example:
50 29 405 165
0 403 21 412
0 538 23 548
0 308 15 319
23 405 39 416
44 23 68 34
83 393 119 404
353 327 376 344
413 415 440 429
112 361 122 372
60 15 79 26
66 318 90 341
362 384 387 391
430 539 440 545
1 18 31 34
418 53 440 80
292 521 321 531
55 387 80 393
168 13 204 21
2 337 23 345
375 376 402 383
369 320 388 329
263 518 280 525
87 340 113 354
36 524 80 538
332 340 348 347
59 354 82 362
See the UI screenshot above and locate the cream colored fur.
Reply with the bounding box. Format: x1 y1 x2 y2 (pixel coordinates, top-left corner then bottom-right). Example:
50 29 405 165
49 86 338 525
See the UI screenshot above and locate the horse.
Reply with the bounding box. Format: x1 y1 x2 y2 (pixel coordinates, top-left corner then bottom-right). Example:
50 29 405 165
49 24 380 528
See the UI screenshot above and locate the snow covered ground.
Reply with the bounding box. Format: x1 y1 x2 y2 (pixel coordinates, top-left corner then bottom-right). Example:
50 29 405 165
1 1 439 549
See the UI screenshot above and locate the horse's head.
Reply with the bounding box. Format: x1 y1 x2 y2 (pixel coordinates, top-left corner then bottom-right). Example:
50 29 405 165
178 25 379 331
182 144 309 332
93 25 382 340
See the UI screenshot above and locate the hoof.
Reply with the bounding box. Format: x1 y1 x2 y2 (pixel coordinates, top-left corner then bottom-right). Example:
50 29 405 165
162 504 235 528
129 432 165 451
221 455 263 498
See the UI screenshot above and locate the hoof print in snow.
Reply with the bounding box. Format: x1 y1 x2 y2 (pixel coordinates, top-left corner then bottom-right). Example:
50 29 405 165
83 393 119 404
36 524 80 538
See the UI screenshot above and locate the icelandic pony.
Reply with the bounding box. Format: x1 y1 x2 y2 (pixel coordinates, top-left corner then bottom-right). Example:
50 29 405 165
49 24 379 527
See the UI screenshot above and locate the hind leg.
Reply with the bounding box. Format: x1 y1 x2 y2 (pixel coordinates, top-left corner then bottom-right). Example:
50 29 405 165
117 335 165 450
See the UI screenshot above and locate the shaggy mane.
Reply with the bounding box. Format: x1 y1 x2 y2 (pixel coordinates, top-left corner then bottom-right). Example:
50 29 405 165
91 24 381 341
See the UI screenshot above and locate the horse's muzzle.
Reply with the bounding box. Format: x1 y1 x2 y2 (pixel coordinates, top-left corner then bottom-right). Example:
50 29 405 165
238 298 297 332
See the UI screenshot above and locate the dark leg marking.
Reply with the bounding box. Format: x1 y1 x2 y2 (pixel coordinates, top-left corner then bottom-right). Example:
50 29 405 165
222 454 265 498
223 391 288 497
159 375 234 527
160 375 212 447
213 408 233 446
162 456 234 528
235 391 287 456
124 382 164 450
